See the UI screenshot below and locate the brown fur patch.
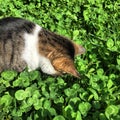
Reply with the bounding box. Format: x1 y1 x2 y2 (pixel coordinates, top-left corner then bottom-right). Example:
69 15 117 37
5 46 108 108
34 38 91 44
52 57 80 78
38 29 75 61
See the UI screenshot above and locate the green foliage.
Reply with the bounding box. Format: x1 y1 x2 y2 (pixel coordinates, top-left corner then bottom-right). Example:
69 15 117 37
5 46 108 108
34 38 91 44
0 0 120 119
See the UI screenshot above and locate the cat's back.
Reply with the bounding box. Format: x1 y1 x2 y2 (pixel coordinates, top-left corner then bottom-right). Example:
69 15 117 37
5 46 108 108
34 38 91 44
0 17 36 72
0 17 35 36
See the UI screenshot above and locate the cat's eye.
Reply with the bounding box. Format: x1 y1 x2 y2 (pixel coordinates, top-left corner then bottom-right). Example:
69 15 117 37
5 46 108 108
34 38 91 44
63 72 66 74
57 70 66 74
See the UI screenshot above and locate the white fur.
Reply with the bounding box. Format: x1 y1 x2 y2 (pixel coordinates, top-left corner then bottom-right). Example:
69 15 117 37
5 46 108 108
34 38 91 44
22 24 58 75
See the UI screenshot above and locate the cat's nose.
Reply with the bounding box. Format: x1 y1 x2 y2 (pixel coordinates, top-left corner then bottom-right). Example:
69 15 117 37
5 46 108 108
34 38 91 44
72 69 80 78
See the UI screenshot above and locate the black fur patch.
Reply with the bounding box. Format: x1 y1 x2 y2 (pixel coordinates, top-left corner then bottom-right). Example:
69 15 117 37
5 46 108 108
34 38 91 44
0 17 35 36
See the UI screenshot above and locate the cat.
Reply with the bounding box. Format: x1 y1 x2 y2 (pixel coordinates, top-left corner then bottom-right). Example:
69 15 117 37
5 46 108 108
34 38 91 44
0 17 85 78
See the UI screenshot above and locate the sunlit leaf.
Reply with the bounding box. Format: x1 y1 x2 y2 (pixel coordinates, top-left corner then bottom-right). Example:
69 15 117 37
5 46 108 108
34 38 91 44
0 94 12 106
53 115 65 120
48 108 57 116
107 39 114 48
79 102 91 116
76 111 82 120
88 88 99 100
107 79 113 89
43 100 51 109
1 70 17 81
15 90 26 100
105 105 119 119
99 113 107 120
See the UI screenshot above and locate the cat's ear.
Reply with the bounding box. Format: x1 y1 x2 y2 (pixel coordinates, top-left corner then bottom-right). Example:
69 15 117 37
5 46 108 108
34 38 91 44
73 43 86 56
52 57 80 78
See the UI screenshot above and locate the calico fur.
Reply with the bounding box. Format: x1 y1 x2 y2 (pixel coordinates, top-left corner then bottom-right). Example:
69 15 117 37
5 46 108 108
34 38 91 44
0 17 85 77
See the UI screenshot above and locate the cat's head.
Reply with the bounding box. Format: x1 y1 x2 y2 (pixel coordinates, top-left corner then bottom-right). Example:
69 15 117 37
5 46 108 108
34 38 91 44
52 43 85 78
38 29 85 78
